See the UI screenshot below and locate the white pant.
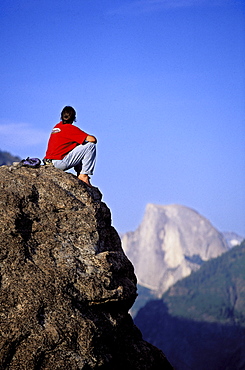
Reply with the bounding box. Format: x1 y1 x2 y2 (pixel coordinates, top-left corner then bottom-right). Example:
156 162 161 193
53 142 96 176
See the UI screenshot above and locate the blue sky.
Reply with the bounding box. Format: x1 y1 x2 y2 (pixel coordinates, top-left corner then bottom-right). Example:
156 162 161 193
1 0 245 235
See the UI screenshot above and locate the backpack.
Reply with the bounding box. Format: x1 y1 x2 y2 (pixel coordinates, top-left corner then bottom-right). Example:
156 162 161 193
18 157 41 168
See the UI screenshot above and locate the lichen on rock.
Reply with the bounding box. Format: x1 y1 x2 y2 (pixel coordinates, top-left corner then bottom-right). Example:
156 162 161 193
0 165 173 369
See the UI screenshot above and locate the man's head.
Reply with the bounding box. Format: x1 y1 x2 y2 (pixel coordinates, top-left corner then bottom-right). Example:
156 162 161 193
61 106 76 124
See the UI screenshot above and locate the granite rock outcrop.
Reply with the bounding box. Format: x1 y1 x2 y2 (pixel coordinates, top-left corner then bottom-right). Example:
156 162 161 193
122 203 229 297
0 165 173 369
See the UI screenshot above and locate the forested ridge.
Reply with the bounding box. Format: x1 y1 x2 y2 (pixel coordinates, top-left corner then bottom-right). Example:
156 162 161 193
0 150 20 166
162 240 245 325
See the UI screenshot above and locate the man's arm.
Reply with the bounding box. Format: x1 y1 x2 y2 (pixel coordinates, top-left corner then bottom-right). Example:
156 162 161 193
85 135 97 144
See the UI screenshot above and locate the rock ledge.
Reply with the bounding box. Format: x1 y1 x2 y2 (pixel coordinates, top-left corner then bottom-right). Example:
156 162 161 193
0 165 173 369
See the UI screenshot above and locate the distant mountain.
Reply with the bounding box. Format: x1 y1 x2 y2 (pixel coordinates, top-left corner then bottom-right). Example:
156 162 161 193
122 204 229 299
134 240 245 370
0 150 20 166
222 231 244 248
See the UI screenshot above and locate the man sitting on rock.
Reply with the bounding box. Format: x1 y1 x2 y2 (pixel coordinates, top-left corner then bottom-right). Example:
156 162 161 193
44 106 97 187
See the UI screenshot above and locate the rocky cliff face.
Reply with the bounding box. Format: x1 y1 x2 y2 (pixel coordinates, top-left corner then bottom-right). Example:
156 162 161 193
0 165 173 370
122 203 229 296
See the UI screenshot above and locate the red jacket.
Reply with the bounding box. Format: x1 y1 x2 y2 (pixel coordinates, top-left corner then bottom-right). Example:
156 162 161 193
45 122 88 160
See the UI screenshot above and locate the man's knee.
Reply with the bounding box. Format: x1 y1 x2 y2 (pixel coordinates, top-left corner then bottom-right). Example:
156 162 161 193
73 142 96 160
84 142 96 153
85 141 96 148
